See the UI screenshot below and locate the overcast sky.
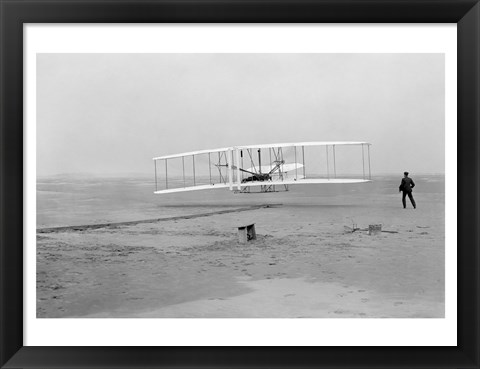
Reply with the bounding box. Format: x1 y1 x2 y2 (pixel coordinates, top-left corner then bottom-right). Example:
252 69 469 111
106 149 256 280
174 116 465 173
37 53 444 176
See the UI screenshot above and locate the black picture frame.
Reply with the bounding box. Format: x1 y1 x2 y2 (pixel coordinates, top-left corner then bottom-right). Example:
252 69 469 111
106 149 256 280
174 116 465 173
1 1 479 368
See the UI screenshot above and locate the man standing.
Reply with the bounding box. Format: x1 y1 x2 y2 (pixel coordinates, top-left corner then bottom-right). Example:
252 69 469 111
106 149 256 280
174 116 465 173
399 172 416 209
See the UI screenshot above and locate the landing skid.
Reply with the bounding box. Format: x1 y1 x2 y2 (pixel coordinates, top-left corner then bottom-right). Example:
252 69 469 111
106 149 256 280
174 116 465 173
234 184 289 194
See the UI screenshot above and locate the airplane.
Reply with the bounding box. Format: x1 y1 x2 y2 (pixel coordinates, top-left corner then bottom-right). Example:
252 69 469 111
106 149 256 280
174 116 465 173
152 141 371 194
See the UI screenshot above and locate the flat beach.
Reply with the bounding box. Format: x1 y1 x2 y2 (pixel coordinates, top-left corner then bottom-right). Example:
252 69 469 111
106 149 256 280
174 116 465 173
36 175 445 318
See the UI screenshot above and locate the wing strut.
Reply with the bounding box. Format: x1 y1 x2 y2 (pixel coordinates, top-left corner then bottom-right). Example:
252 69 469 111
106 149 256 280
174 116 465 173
326 146 330 179
258 149 262 174
218 152 222 183
235 148 241 190
228 149 233 190
302 145 306 179
165 159 168 189
362 144 365 180
154 160 158 192
368 145 371 180
192 155 196 186
241 150 244 182
294 146 298 180
208 153 212 185
333 145 337 178
269 148 272 173
182 157 186 187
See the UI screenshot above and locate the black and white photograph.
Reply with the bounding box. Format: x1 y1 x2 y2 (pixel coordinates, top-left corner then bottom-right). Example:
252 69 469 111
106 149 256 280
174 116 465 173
36 53 445 319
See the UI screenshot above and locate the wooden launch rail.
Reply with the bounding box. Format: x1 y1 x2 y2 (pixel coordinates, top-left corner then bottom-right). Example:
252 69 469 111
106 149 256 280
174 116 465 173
37 204 282 234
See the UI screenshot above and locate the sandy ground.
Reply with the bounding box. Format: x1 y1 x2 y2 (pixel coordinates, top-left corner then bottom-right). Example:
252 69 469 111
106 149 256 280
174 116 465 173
37 185 444 318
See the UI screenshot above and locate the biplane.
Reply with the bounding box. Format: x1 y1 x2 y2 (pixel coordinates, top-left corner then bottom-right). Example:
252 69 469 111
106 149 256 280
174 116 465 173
153 142 371 194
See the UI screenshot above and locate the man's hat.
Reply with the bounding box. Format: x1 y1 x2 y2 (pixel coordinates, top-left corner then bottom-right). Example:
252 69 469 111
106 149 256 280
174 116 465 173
404 171 409 175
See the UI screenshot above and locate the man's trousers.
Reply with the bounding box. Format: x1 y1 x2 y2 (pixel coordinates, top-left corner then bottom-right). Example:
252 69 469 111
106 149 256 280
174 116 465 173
402 191 416 209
